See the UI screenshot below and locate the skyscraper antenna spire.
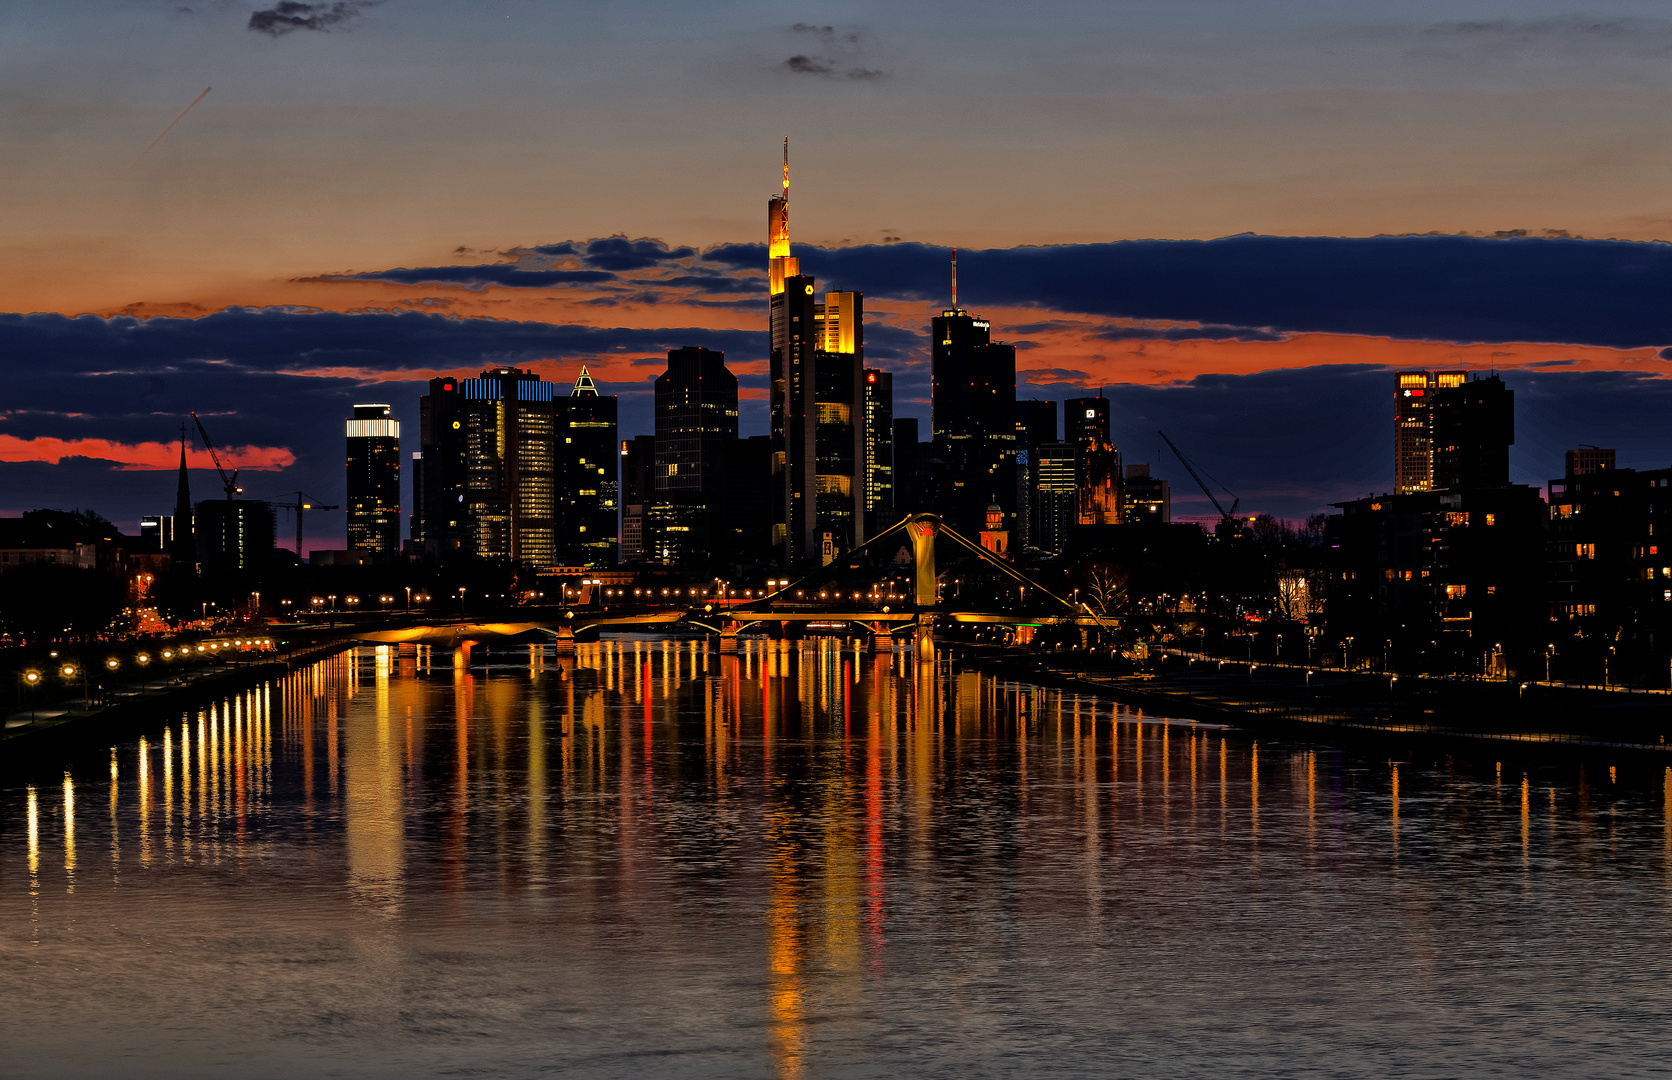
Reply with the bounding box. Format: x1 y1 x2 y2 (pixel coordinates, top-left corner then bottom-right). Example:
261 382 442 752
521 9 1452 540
952 248 958 309
782 136 789 197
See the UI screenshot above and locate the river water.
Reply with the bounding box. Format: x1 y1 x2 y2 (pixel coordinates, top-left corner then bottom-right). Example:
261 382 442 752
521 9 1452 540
5 638 1672 1078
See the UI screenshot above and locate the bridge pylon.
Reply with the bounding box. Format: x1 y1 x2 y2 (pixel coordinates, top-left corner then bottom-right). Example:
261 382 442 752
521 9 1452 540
906 513 939 608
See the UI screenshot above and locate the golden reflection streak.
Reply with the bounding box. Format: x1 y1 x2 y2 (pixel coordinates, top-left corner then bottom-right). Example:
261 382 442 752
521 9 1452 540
766 808 805 1080
1521 774 1531 869
62 771 75 891
109 747 120 877
27 784 40 889
180 719 193 856
138 736 151 863
1306 750 1315 852
163 725 174 859
1250 741 1259 844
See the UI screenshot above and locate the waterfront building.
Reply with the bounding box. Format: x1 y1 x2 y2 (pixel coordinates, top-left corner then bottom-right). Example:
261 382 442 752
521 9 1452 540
647 347 736 567
1546 450 1672 680
1327 485 1546 675
413 367 559 567
863 369 894 535
557 368 619 566
767 143 865 565
345 404 401 554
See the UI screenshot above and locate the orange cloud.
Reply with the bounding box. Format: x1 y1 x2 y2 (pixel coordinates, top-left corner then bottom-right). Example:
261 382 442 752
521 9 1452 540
0 437 295 472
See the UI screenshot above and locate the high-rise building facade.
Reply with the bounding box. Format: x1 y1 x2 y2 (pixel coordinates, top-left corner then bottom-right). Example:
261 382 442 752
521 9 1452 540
557 368 618 566
931 295 1017 538
1394 369 1466 493
1121 464 1171 524
413 367 559 567
892 418 920 515
1033 443 1078 554
649 347 738 567
619 434 656 565
863 368 894 535
1432 375 1513 490
346 403 401 554
1065 395 1120 525
767 145 866 566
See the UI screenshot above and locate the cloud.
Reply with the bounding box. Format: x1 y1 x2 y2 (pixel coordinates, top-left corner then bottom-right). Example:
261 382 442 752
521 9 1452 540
0 436 292 472
312 265 616 290
576 237 697 272
707 235 1672 350
778 21 887 80
248 1 380 36
1091 322 1288 344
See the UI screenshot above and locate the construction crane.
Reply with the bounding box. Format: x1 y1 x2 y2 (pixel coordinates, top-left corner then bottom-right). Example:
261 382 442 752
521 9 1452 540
264 492 338 558
189 411 242 499
1158 430 1241 527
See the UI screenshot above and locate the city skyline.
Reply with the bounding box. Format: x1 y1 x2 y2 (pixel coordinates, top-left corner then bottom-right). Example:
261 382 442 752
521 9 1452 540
6 3 1672 543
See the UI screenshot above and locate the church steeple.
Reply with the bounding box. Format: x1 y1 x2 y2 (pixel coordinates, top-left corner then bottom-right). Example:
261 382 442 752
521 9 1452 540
171 423 195 568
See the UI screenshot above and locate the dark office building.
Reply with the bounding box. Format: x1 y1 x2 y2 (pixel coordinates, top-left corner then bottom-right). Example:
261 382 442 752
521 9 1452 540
195 499 276 576
1017 399 1057 449
1121 464 1171 524
1432 375 1513 490
720 435 773 568
556 368 618 566
863 369 894 535
619 434 656 565
412 367 559 567
930 306 1017 537
892 418 920 516
346 403 401 554
1065 395 1119 525
647 347 738 567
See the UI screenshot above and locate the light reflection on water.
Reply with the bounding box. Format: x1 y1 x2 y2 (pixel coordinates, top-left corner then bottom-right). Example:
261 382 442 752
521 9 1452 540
5 638 1672 1078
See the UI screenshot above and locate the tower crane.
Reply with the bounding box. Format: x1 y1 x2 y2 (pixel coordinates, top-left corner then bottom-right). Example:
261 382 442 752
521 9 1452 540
1157 430 1242 532
189 411 242 499
264 492 338 558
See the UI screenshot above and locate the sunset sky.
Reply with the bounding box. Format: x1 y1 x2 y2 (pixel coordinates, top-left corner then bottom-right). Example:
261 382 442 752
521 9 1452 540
5 0 1672 541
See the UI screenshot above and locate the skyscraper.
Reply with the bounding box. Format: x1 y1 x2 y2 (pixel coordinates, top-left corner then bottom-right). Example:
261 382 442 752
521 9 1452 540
1065 395 1120 525
346 403 401 554
930 256 1017 538
1394 369 1466 493
557 367 619 565
619 434 656 564
1033 443 1078 554
650 347 737 567
892 417 919 515
767 142 866 566
1432 374 1513 490
1016 399 1057 449
413 367 559 567
863 368 894 535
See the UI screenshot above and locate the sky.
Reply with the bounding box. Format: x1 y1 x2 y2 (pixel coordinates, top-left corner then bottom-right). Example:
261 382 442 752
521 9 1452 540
4 0 1672 543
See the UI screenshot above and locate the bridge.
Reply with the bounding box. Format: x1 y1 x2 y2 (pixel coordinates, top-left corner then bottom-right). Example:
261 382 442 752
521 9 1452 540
350 513 1107 658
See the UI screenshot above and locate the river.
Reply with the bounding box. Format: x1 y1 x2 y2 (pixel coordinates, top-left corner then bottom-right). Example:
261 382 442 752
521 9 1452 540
5 638 1672 1078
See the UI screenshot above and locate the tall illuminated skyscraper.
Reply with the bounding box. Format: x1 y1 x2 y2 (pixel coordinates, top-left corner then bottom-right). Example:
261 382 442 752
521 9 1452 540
557 367 618 566
346 403 401 553
413 367 559 567
1065 394 1119 525
1394 369 1467 493
768 141 866 566
863 368 894 534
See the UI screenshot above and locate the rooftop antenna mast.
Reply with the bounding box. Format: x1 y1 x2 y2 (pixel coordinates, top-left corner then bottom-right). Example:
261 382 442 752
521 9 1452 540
782 136 789 199
952 248 959 309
